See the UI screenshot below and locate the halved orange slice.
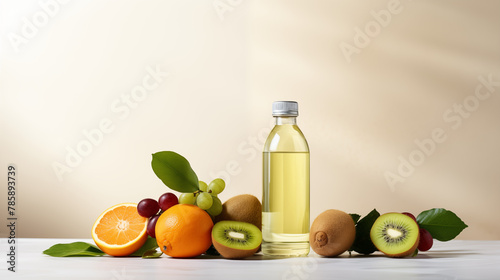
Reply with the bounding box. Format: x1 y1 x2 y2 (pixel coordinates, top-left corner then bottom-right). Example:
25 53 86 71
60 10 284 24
91 203 148 256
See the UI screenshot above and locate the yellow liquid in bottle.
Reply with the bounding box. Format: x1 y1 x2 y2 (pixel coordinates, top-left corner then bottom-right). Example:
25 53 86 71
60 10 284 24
262 121 310 257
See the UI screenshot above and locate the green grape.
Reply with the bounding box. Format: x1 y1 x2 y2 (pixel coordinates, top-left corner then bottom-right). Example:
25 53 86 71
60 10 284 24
179 193 196 205
206 196 222 216
208 178 225 195
199 181 208 192
196 192 213 210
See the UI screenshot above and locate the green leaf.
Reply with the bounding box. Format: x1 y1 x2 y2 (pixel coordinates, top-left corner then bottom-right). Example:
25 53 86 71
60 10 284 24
129 237 159 257
43 242 105 257
417 208 468 241
411 248 419 257
349 209 380 255
151 151 199 193
142 249 163 258
350 213 361 224
204 244 220 256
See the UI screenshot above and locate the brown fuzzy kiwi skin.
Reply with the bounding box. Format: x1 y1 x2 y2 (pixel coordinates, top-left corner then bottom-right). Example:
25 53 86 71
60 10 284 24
211 235 259 259
214 194 262 230
309 209 356 257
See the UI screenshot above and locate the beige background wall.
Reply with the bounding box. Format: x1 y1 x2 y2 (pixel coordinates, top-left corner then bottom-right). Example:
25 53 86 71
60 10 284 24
1 0 499 240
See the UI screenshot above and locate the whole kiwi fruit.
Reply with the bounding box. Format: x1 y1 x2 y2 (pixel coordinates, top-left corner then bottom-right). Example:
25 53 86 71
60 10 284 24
310 209 356 257
214 194 262 230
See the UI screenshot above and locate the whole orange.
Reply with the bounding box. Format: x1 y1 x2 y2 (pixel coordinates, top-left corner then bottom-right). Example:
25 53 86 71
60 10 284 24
155 204 213 258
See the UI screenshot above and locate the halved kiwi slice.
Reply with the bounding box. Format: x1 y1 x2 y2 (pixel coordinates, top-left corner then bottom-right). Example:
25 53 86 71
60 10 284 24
370 213 420 257
211 221 262 259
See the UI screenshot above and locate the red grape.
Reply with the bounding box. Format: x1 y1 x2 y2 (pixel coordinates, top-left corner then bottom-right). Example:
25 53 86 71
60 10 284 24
158 193 178 212
402 212 417 222
137 198 160 218
418 228 433 251
147 215 160 238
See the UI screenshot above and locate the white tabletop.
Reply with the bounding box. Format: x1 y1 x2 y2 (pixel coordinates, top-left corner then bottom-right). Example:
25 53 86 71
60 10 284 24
1 238 499 279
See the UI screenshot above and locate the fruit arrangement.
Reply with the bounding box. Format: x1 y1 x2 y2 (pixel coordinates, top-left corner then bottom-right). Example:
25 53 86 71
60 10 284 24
309 208 468 258
136 180 224 240
43 150 467 260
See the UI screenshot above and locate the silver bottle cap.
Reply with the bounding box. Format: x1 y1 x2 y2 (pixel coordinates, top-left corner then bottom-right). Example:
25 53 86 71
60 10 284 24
272 101 298 116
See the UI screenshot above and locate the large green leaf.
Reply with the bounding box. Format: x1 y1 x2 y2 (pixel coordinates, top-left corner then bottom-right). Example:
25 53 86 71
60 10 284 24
142 249 163 258
350 213 361 224
151 151 199 193
349 209 380 255
43 242 105 257
129 237 158 257
417 208 468 241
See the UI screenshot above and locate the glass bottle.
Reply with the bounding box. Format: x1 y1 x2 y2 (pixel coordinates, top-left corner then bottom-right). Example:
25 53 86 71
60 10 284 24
262 101 310 256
